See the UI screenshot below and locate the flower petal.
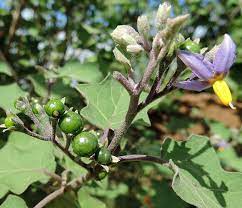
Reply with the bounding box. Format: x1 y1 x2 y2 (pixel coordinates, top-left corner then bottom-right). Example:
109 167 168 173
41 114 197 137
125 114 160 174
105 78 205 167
213 34 236 74
178 50 214 80
174 80 210 92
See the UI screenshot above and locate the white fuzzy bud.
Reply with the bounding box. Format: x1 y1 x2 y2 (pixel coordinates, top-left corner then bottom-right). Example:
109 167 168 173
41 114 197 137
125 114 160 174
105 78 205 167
156 2 171 29
111 25 140 46
121 34 137 45
126 44 144 54
113 47 131 67
137 15 150 39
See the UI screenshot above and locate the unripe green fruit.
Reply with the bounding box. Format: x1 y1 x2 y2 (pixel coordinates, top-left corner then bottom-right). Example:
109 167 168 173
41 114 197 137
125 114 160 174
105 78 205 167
97 171 108 181
44 99 65 117
96 147 112 165
4 115 15 128
72 132 98 157
182 40 200 53
59 111 84 134
32 103 42 114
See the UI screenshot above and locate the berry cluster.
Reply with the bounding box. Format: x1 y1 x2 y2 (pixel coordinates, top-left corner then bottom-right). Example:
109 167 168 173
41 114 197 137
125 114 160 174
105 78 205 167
4 98 112 169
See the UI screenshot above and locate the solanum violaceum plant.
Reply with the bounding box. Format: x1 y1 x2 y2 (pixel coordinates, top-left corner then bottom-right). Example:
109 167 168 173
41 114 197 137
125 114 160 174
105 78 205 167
1 2 238 208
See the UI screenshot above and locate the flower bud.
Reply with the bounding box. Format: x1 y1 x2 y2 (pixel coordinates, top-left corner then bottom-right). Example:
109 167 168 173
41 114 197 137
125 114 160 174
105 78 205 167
111 25 140 46
137 15 150 39
126 44 144 54
156 2 171 29
152 32 164 52
113 47 131 68
121 34 137 45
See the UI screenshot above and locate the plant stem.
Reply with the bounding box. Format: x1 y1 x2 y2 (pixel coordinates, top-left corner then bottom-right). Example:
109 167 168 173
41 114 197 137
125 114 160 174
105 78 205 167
108 95 139 152
109 50 158 152
33 187 65 208
118 154 167 165
34 173 91 208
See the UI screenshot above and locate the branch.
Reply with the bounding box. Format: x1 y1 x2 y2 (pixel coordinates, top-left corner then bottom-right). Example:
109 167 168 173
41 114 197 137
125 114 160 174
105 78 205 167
100 128 110 145
113 71 135 95
7 0 25 48
34 173 91 208
12 116 51 141
108 51 158 152
118 154 167 165
33 187 65 208
108 94 139 152
138 86 176 112
42 169 62 184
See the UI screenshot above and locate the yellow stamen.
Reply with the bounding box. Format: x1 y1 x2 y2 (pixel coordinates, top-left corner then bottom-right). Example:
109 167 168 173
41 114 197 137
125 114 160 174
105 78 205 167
212 80 235 109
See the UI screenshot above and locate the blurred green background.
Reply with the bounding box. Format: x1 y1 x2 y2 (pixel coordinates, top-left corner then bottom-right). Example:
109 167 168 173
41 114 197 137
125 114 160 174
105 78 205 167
0 0 242 207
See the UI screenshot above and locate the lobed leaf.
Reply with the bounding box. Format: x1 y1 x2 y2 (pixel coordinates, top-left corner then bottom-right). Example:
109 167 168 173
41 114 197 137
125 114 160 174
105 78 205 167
0 132 56 198
161 135 242 208
76 76 160 129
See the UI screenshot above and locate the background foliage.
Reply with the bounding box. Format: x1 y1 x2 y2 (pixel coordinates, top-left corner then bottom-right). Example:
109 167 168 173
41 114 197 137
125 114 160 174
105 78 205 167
0 0 242 207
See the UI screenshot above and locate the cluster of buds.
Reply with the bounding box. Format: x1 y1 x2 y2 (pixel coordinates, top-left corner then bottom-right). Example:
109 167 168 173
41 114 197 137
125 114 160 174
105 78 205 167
110 1 237 109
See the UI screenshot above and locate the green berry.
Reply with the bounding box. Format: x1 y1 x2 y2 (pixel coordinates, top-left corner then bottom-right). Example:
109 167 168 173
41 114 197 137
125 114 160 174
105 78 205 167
72 132 98 157
44 99 65 117
32 103 42 114
59 111 84 134
182 40 200 53
4 115 15 128
97 171 108 181
96 147 112 165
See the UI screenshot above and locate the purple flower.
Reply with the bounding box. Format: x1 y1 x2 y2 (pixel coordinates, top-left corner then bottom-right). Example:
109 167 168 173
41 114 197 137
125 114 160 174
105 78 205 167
174 34 236 109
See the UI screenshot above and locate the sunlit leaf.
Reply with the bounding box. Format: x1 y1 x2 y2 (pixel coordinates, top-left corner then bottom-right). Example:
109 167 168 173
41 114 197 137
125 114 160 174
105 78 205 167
76 76 160 129
161 135 242 208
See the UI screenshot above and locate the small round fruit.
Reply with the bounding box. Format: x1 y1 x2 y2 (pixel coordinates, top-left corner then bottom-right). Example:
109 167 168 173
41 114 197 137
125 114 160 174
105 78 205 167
4 115 15 128
72 132 98 157
96 147 112 165
97 171 108 181
44 99 65 117
59 111 84 134
32 103 42 114
182 40 200 53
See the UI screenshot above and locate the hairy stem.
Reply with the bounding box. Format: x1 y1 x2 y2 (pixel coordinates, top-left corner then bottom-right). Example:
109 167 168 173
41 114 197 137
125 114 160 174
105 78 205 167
108 95 139 152
33 187 65 208
108 50 158 152
34 173 91 208
118 154 167 165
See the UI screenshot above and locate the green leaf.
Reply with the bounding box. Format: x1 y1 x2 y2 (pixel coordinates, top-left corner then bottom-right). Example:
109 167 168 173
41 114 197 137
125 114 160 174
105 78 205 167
0 84 26 112
0 195 27 208
58 62 103 83
0 62 12 76
0 132 56 198
161 135 242 208
76 76 159 129
78 188 106 208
